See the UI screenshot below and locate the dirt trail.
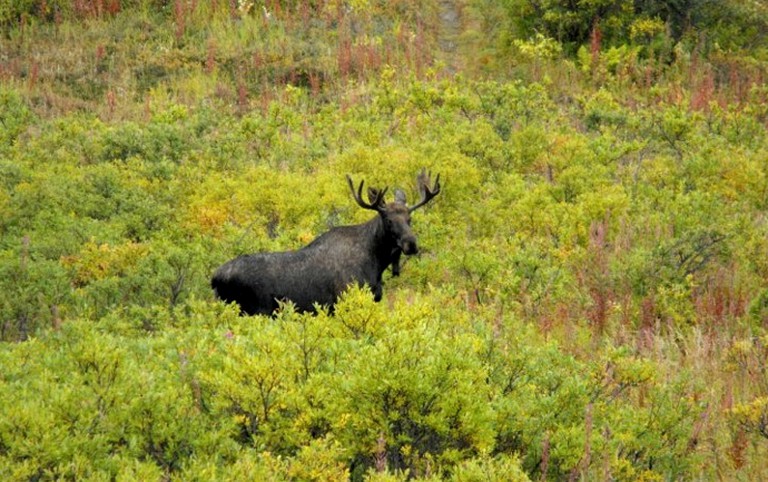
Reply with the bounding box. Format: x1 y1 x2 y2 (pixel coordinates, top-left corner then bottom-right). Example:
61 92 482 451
437 0 462 75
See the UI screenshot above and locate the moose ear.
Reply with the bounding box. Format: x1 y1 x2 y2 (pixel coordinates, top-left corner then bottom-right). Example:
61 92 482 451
394 189 407 205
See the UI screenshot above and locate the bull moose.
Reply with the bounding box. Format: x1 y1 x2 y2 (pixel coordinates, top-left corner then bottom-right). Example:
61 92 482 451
211 170 441 315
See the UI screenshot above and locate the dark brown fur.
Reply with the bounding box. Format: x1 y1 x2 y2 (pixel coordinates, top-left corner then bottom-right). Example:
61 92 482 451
211 171 440 315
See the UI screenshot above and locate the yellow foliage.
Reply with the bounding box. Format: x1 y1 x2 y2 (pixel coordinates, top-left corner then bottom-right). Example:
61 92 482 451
0 191 10 220
629 17 666 42
188 204 231 235
731 397 768 426
61 241 149 286
297 231 315 245
717 152 766 203
287 436 349 482
612 457 664 482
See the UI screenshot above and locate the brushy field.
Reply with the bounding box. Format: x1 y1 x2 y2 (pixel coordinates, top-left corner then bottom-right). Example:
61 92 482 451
1 1 768 480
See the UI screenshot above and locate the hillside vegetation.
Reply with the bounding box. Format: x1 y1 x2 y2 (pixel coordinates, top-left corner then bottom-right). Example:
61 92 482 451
2 0 768 480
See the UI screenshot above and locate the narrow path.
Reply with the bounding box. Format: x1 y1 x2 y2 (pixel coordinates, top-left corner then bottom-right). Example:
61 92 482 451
437 0 462 76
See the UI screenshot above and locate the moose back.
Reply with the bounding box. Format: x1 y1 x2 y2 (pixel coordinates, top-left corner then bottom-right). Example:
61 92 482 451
211 170 440 315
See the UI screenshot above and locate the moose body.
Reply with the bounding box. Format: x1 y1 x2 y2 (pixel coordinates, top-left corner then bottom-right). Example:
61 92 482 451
211 170 440 315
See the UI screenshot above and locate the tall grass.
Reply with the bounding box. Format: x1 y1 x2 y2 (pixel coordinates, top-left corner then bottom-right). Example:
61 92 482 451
0 1 443 120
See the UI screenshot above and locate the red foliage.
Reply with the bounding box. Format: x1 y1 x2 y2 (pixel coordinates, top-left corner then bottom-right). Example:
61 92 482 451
691 68 714 111
106 89 116 117
174 0 186 41
206 40 217 75
28 61 39 90
590 19 602 64
237 81 248 112
693 268 748 328
95 44 106 63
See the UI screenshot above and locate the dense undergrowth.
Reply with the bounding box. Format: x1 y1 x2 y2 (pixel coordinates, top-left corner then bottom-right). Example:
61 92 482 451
2 0 768 480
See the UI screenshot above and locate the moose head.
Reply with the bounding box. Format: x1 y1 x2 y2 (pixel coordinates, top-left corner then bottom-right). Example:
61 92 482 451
346 168 441 257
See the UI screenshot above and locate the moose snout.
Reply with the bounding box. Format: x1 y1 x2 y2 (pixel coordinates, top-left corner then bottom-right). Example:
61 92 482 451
400 238 419 255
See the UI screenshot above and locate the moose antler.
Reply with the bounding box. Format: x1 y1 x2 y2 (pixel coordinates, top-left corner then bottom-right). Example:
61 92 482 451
367 187 384 205
347 175 388 211
408 169 441 212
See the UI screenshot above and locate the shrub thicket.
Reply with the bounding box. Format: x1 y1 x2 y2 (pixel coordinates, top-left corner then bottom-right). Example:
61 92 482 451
2 0 768 480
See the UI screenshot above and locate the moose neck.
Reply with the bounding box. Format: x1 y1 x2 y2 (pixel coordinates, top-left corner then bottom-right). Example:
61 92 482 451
364 215 399 267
